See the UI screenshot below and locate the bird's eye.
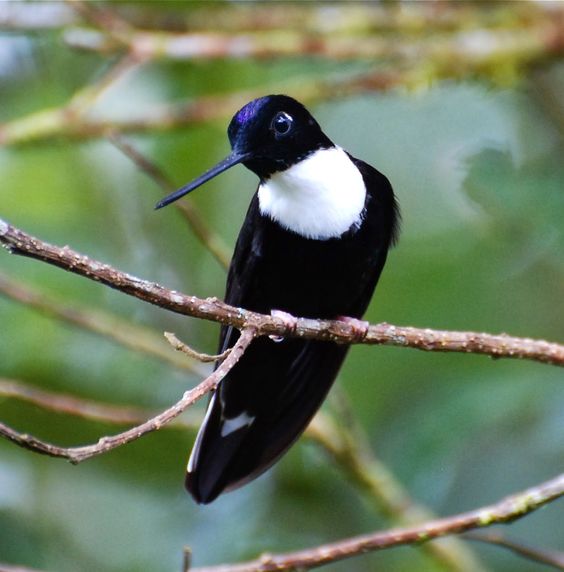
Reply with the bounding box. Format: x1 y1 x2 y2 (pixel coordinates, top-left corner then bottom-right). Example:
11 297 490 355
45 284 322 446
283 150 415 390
272 112 293 136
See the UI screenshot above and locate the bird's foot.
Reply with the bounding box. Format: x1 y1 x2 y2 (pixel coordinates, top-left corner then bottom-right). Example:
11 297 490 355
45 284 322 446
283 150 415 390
269 309 298 342
336 316 370 342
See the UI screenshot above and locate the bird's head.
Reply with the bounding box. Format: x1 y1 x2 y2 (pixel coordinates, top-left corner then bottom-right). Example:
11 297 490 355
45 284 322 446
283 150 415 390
155 95 333 209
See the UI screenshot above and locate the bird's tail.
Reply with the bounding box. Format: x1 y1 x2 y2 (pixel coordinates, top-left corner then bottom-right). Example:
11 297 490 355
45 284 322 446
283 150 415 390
185 338 348 504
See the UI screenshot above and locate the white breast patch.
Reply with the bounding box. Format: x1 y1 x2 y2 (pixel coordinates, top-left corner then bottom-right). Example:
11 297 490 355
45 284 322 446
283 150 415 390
258 147 366 240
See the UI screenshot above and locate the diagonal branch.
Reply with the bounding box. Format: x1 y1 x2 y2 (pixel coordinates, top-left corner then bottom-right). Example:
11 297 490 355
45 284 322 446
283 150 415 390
1 218 562 366
0 377 159 426
0 328 255 463
164 332 232 363
465 532 564 571
190 473 564 572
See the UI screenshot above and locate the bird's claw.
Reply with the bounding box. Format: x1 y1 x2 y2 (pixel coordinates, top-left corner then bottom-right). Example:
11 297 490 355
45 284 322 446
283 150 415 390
337 316 370 342
269 309 297 342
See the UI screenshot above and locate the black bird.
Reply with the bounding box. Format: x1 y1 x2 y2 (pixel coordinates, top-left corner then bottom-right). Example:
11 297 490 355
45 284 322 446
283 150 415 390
156 95 399 504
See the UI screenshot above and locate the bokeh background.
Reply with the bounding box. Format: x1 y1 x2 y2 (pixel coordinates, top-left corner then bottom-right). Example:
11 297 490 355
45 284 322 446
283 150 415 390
0 2 563 571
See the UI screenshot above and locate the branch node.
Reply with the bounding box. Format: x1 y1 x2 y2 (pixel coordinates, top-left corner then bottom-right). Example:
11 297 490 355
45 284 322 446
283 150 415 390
164 331 231 363
270 309 298 341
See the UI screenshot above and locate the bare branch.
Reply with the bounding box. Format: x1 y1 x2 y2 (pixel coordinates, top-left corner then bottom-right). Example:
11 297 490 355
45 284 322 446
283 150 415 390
1 218 562 366
0 377 200 430
0 328 255 463
465 532 564 571
191 474 564 572
0 377 154 426
164 332 231 363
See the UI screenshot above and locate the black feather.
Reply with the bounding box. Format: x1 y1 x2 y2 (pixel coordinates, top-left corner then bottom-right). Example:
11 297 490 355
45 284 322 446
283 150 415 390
186 158 398 504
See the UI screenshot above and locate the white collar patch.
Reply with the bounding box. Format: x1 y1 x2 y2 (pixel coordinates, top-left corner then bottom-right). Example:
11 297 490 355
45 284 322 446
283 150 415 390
258 147 366 240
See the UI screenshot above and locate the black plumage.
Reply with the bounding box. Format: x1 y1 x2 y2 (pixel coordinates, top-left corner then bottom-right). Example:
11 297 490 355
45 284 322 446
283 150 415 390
156 95 399 504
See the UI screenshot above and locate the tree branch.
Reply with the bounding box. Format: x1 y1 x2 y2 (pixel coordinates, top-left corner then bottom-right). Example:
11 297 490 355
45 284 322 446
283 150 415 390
0 377 199 428
1 218 562 366
465 532 564 571
190 473 564 572
0 328 255 463
164 332 232 363
0 272 489 571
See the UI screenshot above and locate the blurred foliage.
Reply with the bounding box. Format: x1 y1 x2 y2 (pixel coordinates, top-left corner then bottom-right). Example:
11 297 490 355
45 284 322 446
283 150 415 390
0 2 563 572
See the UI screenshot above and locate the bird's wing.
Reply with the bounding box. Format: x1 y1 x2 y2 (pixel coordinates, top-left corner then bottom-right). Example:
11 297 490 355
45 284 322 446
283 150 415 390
187 194 350 503
187 166 399 504
217 194 263 354
186 335 348 504
345 155 400 317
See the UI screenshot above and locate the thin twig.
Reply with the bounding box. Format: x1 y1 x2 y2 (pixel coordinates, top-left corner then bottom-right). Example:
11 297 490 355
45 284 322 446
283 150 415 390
0 270 479 570
108 132 231 269
0 328 255 463
465 532 564 571
1 218 562 366
0 377 201 430
190 474 564 572
0 377 156 426
164 332 231 363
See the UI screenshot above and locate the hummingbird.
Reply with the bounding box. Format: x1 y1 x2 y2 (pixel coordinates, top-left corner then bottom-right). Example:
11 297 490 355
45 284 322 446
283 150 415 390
156 94 399 504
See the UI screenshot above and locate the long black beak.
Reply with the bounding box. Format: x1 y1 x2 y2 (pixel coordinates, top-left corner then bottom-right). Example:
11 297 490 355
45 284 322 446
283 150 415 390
155 151 252 210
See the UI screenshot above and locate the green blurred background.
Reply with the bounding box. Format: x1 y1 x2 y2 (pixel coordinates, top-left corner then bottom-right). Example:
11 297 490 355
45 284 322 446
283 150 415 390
0 2 562 571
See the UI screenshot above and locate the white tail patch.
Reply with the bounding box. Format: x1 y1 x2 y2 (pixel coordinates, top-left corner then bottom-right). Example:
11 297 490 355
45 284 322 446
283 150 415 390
187 393 218 473
220 411 255 437
258 147 366 240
